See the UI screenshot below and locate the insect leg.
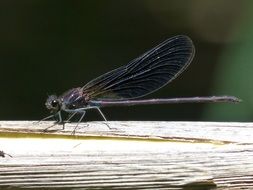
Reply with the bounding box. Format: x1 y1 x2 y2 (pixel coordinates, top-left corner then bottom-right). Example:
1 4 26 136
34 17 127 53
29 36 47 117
93 107 112 129
36 114 55 124
66 112 77 122
94 107 107 121
72 111 86 135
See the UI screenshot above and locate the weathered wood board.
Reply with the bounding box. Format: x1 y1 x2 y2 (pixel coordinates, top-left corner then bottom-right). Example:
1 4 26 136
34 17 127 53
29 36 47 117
0 121 253 189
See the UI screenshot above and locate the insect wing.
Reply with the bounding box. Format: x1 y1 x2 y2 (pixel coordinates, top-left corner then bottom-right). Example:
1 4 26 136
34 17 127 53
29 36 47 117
82 35 195 100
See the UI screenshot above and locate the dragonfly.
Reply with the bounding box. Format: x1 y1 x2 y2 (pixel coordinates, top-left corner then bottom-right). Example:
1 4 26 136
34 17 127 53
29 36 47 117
43 35 240 128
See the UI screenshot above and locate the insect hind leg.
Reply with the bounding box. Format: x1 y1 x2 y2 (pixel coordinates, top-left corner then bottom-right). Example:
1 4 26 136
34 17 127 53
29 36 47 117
93 107 112 129
65 107 112 130
94 107 107 121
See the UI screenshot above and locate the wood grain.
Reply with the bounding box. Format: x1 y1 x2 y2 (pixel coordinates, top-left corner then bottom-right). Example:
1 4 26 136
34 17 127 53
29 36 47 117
0 121 253 189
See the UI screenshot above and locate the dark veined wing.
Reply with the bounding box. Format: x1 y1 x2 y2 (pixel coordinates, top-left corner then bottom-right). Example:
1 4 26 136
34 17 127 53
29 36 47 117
82 35 195 100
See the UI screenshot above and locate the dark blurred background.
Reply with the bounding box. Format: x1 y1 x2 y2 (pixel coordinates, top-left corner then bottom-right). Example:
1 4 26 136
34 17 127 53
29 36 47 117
0 0 252 122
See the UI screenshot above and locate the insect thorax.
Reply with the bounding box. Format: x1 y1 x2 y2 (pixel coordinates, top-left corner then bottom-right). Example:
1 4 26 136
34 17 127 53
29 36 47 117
60 87 88 111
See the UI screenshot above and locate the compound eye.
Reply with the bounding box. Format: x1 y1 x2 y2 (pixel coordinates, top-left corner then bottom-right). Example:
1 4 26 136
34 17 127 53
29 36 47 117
51 100 58 108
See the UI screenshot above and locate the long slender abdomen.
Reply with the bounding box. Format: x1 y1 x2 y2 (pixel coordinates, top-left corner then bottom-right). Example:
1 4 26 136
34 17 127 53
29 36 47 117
90 96 240 107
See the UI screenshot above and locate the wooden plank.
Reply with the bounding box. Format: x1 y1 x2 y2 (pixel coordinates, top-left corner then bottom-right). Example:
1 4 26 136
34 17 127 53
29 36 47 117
0 121 253 189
